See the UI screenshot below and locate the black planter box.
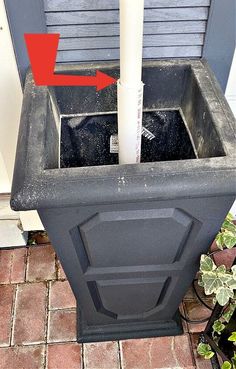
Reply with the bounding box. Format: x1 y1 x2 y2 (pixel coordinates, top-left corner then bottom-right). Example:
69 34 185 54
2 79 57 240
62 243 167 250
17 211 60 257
11 60 236 343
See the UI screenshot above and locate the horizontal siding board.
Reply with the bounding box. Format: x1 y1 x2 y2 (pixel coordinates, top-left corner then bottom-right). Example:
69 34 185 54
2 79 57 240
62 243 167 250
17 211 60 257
46 8 209 25
44 0 210 12
58 34 204 50
48 21 207 37
56 46 202 62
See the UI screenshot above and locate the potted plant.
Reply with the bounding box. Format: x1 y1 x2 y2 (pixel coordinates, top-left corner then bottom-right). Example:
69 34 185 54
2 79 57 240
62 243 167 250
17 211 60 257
197 213 236 368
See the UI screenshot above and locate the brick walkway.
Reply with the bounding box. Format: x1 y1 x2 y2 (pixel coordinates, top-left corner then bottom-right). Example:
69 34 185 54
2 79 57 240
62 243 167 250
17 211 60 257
0 244 213 369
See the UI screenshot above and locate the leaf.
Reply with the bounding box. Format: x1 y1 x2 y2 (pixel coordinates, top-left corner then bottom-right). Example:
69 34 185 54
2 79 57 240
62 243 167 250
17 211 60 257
198 275 204 287
232 266 236 279
232 353 236 368
200 255 216 272
222 232 236 249
216 287 234 306
197 343 215 359
202 273 223 295
217 265 227 274
216 233 225 250
221 361 232 369
226 213 234 222
213 320 226 334
227 278 236 290
228 333 236 342
222 220 236 234
222 303 236 323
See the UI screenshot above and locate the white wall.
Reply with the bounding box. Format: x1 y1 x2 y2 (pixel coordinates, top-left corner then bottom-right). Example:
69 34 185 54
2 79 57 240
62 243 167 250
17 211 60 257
0 1 43 244
226 49 236 117
0 1 23 191
0 152 10 193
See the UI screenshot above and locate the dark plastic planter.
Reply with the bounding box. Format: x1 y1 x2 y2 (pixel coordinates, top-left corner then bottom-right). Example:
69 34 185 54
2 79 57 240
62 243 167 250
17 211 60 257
11 60 236 343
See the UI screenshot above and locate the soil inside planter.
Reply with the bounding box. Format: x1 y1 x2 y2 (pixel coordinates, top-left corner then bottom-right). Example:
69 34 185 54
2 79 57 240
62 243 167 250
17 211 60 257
60 110 196 168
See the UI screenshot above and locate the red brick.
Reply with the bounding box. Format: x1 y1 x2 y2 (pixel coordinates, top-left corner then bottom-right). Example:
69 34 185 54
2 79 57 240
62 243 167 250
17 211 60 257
48 310 76 343
0 249 27 284
0 285 15 346
0 250 12 284
10 248 27 283
49 280 76 310
13 283 47 345
57 261 67 280
120 335 195 369
190 334 213 369
84 341 119 369
0 345 45 369
47 343 82 369
27 245 56 282
184 300 213 333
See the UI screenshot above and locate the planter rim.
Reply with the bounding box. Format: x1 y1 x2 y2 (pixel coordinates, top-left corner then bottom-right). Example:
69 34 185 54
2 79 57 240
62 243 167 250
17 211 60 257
11 59 236 211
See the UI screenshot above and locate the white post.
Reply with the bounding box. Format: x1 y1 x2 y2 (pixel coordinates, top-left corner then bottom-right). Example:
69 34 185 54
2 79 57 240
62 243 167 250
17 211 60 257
118 0 145 164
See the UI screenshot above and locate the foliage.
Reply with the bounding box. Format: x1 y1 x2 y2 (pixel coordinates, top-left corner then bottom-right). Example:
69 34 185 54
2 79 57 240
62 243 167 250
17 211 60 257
216 213 236 250
197 343 215 359
199 255 235 306
197 214 236 369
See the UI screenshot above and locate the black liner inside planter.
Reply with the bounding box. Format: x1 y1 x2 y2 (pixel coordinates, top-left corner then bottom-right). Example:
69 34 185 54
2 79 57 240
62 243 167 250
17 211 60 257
60 110 196 168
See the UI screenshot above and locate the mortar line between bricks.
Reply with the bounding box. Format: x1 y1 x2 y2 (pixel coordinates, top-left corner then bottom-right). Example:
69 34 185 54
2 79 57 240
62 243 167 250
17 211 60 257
189 333 198 369
49 307 77 312
46 340 80 346
54 252 59 281
43 344 47 369
10 284 18 346
45 282 50 344
55 256 60 280
0 280 57 287
81 343 85 369
25 247 30 282
9 250 14 284
118 341 123 369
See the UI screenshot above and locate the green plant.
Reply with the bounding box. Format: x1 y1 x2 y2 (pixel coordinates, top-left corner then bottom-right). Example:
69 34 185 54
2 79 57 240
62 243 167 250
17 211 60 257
199 255 236 306
197 330 236 369
216 214 236 250
197 343 215 359
197 213 236 369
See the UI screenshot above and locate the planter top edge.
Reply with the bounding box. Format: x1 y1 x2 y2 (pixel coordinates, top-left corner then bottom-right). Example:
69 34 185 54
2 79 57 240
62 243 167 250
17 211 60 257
11 59 236 211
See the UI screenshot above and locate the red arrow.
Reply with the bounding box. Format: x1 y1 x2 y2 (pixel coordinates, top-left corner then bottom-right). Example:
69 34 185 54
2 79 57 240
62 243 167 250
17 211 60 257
24 34 117 91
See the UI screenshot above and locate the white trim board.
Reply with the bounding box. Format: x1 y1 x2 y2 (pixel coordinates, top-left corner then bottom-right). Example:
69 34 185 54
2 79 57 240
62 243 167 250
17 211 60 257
0 220 27 248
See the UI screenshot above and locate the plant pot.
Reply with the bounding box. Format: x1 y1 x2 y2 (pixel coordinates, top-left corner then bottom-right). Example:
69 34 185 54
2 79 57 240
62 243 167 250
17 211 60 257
11 60 236 343
211 246 236 269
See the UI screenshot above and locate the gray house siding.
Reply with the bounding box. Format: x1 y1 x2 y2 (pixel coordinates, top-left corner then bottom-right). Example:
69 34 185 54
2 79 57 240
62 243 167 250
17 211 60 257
4 0 235 91
45 0 210 63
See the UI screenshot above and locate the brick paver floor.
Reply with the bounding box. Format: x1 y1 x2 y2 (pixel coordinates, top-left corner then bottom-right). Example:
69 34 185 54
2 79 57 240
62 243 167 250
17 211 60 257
0 244 213 369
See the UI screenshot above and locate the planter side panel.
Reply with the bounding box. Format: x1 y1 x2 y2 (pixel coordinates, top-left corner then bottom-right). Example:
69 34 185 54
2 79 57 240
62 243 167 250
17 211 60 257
39 194 234 341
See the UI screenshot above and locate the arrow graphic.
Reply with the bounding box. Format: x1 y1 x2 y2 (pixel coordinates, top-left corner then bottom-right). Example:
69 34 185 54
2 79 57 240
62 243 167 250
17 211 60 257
24 34 117 91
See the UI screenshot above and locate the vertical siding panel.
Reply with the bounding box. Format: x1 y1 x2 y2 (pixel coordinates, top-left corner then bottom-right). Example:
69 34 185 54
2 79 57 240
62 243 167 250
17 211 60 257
43 0 211 63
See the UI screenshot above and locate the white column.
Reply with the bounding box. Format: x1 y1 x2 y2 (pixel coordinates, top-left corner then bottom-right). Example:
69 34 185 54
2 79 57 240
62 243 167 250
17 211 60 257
118 0 145 164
